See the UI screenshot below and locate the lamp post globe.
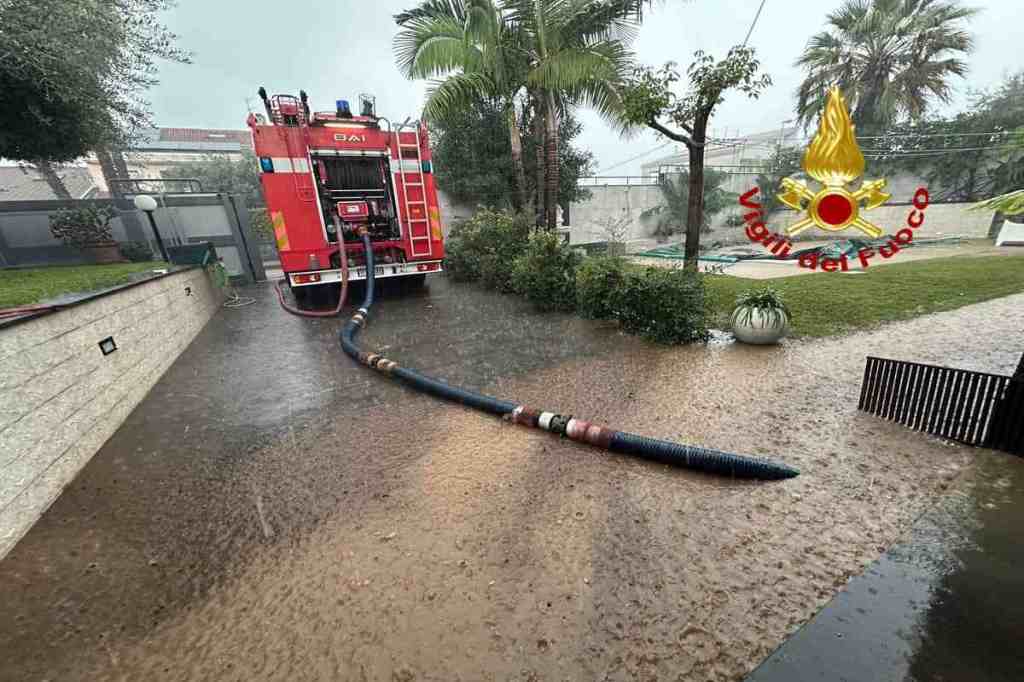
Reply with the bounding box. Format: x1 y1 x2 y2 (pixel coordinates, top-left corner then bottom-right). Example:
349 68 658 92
133 194 168 262
132 194 158 212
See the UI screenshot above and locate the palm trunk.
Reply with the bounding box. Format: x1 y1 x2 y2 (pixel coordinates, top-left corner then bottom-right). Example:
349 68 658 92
533 97 545 226
684 114 709 270
34 160 72 199
507 104 527 211
543 90 559 230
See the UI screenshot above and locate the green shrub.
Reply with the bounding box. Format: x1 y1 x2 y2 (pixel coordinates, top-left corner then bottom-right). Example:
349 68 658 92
575 255 628 319
249 208 274 241
614 266 710 344
510 230 582 312
444 208 531 291
49 206 116 249
724 212 746 227
118 240 154 262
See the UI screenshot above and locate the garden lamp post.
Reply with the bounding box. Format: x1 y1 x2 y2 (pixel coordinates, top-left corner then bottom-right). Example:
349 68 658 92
133 194 169 262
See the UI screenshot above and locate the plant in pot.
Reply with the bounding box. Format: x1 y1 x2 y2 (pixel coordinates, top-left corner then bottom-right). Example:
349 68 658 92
731 287 790 345
49 206 125 264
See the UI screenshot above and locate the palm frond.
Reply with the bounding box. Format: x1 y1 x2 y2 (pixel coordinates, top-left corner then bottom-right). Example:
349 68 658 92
423 72 498 121
971 189 1024 216
395 0 468 25
794 0 976 128
394 15 482 78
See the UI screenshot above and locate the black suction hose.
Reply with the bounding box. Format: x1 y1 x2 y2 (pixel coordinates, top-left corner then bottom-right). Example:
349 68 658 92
339 233 798 481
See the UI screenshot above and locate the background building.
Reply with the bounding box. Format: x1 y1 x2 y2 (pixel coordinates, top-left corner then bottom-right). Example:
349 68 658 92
84 127 253 194
0 166 98 201
640 125 802 194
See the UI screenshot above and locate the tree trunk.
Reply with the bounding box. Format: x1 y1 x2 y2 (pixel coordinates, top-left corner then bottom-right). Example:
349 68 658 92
111 149 131 182
507 104 527 212
96 146 147 243
533 98 545 226
683 115 708 270
988 210 1005 239
543 91 559 231
96 149 120 197
34 160 72 199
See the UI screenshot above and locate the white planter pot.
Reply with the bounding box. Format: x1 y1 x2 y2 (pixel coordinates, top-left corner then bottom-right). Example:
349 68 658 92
731 305 789 345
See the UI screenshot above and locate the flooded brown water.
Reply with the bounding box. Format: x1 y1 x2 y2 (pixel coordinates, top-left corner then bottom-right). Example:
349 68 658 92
1 280 1021 681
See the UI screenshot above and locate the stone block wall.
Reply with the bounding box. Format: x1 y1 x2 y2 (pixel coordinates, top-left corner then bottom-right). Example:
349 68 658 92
0 268 222 558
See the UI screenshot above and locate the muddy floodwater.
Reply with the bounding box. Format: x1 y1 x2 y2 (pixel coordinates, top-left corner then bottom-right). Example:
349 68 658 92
1 278 1022 681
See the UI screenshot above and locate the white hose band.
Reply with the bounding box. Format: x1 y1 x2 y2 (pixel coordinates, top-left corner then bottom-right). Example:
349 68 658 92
538 412 555 430
565 418 585 439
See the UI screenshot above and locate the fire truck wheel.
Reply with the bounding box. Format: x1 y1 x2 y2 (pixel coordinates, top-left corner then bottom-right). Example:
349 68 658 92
405 274 426 290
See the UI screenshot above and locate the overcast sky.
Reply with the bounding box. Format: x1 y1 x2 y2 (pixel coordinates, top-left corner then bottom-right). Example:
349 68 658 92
150 0 1022 176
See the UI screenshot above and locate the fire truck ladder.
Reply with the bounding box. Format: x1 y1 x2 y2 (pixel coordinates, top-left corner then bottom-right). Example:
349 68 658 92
394 122 432 257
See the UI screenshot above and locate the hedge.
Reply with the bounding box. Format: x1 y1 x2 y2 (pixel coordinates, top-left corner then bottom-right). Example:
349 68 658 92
511 230 582 311
445 210 709 344
443 208 531 291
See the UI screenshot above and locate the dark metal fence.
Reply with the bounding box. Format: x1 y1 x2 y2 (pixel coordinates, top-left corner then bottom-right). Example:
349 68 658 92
0 194 265 281
858 356 1024 455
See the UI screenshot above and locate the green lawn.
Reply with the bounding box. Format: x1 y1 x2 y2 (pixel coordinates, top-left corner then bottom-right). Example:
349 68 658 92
0 262 165 309
704 255 1024 337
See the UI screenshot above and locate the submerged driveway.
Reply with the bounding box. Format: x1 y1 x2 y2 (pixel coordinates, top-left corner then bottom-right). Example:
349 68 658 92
1 277 1022 681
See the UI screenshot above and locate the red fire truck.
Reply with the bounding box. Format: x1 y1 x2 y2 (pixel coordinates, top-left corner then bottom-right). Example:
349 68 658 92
248 89 444 302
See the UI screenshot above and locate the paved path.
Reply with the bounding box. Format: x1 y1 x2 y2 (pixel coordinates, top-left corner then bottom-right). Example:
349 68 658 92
1 277 1021 681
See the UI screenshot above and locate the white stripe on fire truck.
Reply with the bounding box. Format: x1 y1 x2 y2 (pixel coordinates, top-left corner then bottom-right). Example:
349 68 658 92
309 149 388 157
269 157 311 173
393 160 423 172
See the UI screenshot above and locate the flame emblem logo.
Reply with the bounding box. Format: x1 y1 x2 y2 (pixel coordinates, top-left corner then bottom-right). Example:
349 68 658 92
778 87 890 237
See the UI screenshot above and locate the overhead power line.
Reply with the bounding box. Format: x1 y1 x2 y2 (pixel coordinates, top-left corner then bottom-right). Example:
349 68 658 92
862 144 1020 156
742 0 767 47
708 130 1014 148
856 130 1015 139
596 141 675 174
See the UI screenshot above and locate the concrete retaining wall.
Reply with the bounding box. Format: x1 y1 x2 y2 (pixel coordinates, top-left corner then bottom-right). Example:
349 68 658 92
0 267 222 559
569 184 664 245
568 183 998 246
765 202 994 240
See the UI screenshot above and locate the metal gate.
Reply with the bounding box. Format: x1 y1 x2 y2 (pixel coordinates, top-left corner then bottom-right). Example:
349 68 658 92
112 184 266 283
0 191 266 282
858 354 1024 455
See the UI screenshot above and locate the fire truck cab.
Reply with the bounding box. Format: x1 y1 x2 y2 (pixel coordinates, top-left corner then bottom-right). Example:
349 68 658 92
248 89 444 298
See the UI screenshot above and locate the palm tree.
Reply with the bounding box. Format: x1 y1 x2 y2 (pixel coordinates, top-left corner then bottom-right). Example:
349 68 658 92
506 0 638 228
641 169 733 239
395 0 530 209
795 0 977 132
396 0 640 225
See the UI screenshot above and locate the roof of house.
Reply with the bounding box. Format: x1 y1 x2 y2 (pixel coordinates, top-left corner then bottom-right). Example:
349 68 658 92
0 166 97 201
131 127 253 153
